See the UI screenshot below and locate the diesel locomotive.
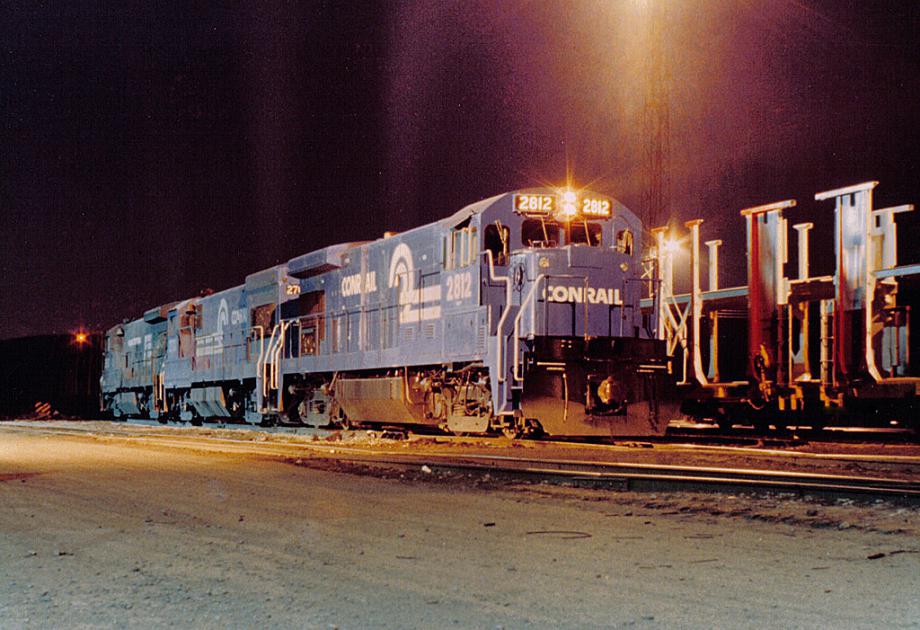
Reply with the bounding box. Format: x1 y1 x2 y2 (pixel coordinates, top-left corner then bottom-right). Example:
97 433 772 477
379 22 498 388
101 188 679 437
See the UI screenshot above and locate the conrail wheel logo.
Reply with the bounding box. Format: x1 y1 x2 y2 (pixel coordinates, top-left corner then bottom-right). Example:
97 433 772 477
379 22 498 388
388 242 416 306
387 242 441 323
216 298 230 335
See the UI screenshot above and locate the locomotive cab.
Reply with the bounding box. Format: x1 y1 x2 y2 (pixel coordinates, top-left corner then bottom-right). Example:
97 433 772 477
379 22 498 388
479 189 677 437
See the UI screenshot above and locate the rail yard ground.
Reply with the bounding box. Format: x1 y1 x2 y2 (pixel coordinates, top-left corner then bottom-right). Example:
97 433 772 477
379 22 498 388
2 422 920 628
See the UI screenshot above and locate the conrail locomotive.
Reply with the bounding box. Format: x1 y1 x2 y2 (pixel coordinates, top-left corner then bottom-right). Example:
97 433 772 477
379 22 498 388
101 188 678 437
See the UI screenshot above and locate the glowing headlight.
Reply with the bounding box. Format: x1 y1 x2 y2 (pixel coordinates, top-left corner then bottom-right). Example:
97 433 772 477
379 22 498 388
597 377 616 405
556 190 578 219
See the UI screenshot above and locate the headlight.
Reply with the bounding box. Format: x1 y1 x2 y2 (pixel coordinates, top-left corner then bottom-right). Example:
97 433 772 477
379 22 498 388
597 377 616 405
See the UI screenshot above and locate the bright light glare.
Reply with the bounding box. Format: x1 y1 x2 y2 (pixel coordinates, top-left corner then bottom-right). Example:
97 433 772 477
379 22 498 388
74 332 88 344
562 190 577 203
663 238 681 254
561 202 578 217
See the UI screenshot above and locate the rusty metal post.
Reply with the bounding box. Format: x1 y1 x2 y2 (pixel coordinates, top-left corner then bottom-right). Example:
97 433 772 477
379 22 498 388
741 199 795 390
816 182 877 381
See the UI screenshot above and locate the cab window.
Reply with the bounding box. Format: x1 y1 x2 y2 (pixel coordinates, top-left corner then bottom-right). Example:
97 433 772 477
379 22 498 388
566 221 603 246
521 219 560 248
445 226 478 269
615 229 634 255
484 223 510 266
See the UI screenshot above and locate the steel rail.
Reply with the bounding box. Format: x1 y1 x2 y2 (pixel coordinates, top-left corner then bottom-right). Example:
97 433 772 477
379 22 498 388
288 448 920 504
5 422 920 504
7 420 920 465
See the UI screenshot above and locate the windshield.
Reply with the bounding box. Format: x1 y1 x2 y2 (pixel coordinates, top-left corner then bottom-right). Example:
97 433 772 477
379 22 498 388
566 221 603 246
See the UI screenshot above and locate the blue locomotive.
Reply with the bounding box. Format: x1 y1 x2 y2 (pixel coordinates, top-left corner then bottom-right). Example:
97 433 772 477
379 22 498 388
101 188 678 437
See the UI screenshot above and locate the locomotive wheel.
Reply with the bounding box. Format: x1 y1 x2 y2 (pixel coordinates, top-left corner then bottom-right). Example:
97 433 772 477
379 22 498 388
500 418 522 439
324 399 351 430
524 418 545 438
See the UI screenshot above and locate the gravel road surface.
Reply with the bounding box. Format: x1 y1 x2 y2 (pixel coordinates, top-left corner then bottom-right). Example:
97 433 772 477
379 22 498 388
1 427 919 628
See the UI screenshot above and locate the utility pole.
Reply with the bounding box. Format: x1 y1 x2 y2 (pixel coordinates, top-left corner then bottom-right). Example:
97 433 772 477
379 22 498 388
641 1 670 231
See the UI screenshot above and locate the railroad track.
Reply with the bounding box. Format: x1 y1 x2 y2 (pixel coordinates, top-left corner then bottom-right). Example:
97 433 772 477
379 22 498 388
17 419 920 464
5 421 920 505
365 453 920 504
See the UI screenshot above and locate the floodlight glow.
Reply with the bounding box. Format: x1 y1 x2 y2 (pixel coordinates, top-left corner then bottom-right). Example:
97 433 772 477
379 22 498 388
663 238 681 254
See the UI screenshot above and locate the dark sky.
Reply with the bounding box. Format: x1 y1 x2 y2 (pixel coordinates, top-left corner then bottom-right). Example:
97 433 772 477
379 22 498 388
2 1 919 339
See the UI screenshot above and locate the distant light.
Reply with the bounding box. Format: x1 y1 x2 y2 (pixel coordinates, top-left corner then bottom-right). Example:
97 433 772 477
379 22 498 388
74 332 88 345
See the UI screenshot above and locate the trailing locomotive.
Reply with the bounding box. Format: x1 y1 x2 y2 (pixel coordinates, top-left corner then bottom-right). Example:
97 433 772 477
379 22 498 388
101 188 678 437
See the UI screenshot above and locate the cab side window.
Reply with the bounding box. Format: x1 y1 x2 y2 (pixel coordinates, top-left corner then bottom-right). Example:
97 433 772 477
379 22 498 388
445 226 479 269
615 229 634 256
484 223 510 266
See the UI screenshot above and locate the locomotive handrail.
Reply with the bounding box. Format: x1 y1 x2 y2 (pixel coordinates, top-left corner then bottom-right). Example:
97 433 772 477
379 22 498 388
270 321 289 392
260 324 279 398
512 273 546 382
482 250 512 384
278 322 289 389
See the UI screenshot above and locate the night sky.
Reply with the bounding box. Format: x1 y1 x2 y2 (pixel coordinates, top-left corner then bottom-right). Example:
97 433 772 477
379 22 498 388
2 1 919 339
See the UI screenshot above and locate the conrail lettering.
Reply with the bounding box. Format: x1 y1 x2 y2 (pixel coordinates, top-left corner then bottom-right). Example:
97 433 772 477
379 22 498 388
340 272 378 297
545 285 622 305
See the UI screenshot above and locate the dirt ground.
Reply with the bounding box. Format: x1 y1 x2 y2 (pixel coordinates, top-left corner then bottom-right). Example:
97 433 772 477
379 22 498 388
2 425 920 629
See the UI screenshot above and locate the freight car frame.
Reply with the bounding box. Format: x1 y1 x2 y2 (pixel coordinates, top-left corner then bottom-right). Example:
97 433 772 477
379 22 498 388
645 181 920 428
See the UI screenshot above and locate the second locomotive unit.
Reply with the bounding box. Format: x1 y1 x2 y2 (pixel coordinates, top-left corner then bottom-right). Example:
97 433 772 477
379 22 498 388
101 188 678 437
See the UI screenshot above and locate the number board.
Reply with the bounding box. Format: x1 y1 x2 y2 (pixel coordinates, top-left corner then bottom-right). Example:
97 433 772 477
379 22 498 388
514 193 556 215
581 197 612 218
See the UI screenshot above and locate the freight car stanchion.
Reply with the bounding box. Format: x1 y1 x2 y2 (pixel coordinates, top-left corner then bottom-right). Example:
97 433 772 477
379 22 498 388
815 182 918 388
685 219 708 387
741 199 796 413
704 238 722 382
643 180 920 431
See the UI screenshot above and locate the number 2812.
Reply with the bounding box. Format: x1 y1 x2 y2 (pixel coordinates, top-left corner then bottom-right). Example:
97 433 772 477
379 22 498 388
447 272 472 301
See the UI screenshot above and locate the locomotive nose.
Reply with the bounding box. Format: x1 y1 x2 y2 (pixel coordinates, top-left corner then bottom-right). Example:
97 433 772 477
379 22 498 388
520 337 678 437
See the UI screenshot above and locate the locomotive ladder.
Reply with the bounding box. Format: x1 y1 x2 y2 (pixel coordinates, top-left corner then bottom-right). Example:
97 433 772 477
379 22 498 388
256 322 288 413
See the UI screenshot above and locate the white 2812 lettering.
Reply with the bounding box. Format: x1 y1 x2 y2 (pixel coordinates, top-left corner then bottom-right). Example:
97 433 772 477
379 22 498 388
446 272 472 301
